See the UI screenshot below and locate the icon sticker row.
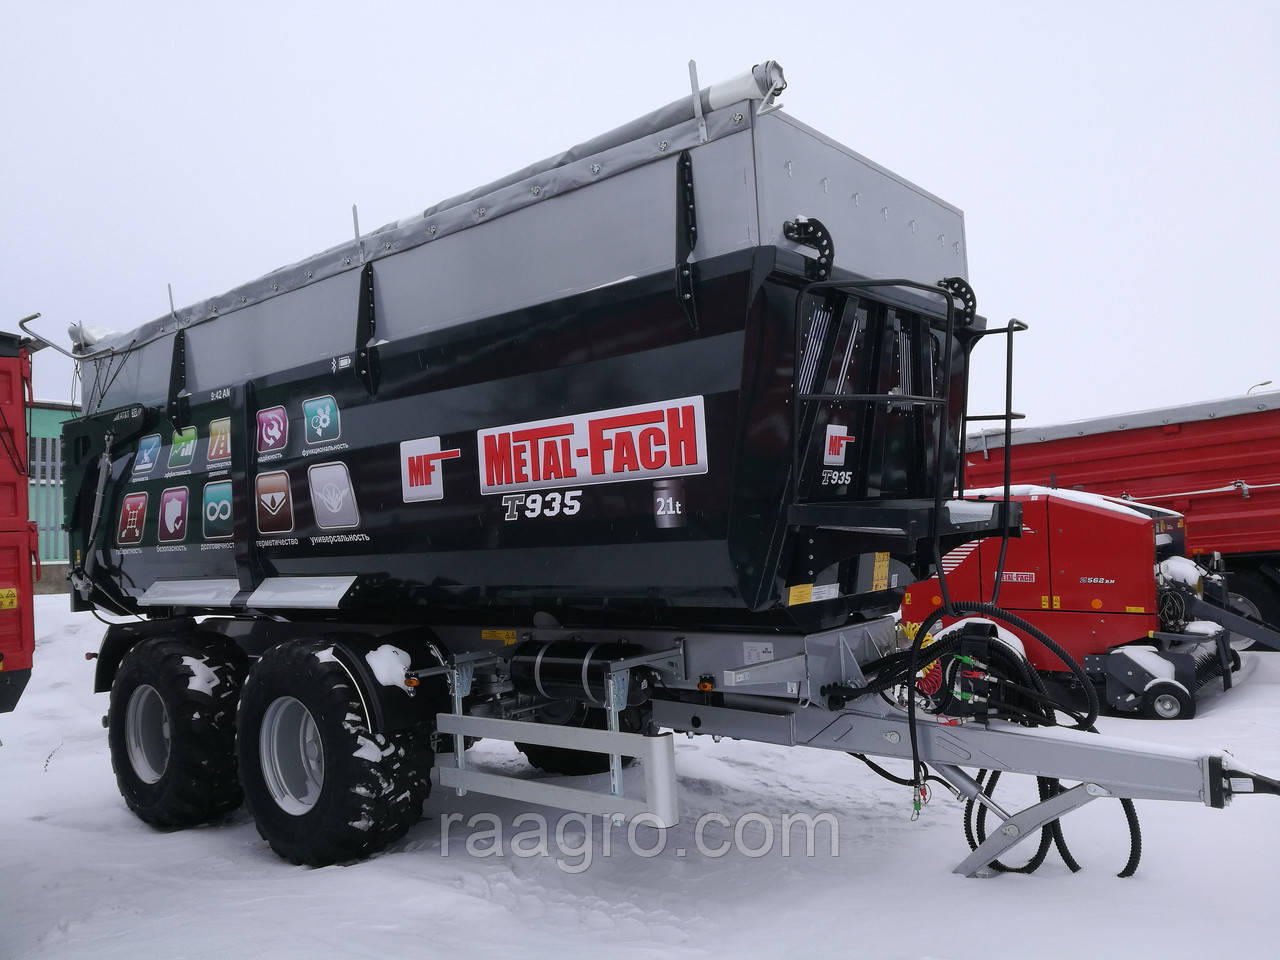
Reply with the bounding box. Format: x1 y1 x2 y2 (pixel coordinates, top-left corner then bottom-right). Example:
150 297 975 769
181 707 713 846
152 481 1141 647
256 395 341 454
117 481 233 545
130 397 342 475
255 463 359 532
134 419 232 475
116 463 358 545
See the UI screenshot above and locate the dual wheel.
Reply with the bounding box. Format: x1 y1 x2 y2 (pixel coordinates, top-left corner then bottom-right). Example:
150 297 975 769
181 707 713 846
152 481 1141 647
108 637 432 865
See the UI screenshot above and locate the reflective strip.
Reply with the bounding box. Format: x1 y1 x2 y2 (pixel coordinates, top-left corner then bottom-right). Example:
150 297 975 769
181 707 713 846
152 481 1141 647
246 576 356 609
138 578 242 607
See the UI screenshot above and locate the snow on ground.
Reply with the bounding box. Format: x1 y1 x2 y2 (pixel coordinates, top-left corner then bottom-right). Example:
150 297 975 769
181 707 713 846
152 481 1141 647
2 596 1278 959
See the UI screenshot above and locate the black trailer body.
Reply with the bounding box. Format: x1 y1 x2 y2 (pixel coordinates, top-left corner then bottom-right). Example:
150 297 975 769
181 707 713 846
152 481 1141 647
49 63 1278 873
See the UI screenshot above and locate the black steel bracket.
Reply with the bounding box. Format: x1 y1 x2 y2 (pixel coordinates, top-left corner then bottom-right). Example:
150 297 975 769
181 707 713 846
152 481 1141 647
675 150 700 331
783 217 834 280
166 328 190 426
938 276 977 327
356 261 379 394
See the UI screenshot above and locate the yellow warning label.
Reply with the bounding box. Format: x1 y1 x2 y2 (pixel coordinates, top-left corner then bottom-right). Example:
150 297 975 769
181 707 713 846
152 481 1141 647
1041 595 1050 609
788 584 814 606
872 552 890 592
481 629 518 645
1125 606 1145 614
1052 595 1061 610
0 588 16 610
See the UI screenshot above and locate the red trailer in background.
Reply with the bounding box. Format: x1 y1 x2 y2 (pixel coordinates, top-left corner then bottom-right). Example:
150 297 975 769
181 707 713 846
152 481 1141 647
964 392 1280 631
902 487 1280 719
0 332 39 715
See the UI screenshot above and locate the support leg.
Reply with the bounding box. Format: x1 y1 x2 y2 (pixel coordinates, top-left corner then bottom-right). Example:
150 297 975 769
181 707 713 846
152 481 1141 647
952 782 1103 877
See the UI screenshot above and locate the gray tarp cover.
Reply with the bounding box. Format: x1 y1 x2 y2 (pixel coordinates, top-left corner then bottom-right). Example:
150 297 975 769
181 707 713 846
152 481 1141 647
86 63 784 358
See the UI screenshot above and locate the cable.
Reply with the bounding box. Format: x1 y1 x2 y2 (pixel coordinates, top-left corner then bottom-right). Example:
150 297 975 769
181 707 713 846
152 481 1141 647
834 602 1141 876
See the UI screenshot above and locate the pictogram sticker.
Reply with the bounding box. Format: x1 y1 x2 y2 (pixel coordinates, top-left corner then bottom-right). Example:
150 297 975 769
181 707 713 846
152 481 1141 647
308 462 360 529
168 427 197 469
256 471 294 533
134 435 161 475
158 487 189 542
303 396 341 445
203 481 234 539
118 492 148 545
207 418 232 462
257 406 289 454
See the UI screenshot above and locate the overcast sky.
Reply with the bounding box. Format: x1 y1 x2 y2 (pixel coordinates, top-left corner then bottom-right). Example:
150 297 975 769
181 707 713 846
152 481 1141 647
2 1 1276 426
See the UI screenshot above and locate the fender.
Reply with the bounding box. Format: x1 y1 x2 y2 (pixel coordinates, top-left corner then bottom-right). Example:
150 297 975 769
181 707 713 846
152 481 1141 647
93 617 198 693
318 630 451 735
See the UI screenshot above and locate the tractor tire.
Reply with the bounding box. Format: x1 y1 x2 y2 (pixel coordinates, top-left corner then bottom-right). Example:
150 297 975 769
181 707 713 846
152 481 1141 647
1141 681 1196 720
107 635 247 829
237 639 431 866
1228 569 1280 651
517 703 640 776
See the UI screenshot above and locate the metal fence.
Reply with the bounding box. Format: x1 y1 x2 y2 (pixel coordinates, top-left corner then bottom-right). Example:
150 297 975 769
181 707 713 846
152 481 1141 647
29 436 67 563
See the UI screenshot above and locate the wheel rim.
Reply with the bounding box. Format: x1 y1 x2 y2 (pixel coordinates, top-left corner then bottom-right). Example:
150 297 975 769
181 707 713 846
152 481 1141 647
1228 592 1261 651
259 696 324 815
1152 692 1182 719
125 684 171 784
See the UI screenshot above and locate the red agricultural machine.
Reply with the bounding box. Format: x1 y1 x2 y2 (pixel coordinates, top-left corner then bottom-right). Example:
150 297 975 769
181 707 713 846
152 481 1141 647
965 392 1280 630
0 331 39 720
902 485 1280 719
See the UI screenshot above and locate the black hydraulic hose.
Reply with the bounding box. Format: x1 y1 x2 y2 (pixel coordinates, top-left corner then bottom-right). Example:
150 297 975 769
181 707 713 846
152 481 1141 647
968 770 1053 874
903 603 1139 876
1116 798 1143 878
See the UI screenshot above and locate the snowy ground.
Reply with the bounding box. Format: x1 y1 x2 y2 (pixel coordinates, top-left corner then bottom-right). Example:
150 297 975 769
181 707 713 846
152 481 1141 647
2 596 1277 959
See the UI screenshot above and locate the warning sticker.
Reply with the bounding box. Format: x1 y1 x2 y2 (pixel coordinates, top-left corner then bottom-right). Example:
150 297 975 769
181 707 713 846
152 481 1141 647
872 552 890 591
481 629 519 645
0 587 16 610
788 584 813 606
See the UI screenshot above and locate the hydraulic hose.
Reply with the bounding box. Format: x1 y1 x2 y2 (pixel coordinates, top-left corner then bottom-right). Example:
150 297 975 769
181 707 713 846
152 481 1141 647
847 599 1140 876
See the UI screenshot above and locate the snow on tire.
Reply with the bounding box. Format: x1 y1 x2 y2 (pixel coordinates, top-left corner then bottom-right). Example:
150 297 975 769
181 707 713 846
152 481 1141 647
107 635 247 829
237 639 430 866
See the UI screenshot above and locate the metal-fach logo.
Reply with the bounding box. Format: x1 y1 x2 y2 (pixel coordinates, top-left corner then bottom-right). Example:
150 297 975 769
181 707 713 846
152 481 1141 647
477 396 707 495
168 426 197 469
257 406 289 455
307 462 359 529
303 395 341 445
158 487 189 542
207 418 232 463
823 423 855 466
256 471 294 533
133 434 161 475
401 436 461 502
117 492 148 546
203 481 234 539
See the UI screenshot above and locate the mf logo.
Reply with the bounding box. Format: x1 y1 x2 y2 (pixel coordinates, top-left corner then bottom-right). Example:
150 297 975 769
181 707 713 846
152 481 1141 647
823 423 855 466
401 436 462 502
